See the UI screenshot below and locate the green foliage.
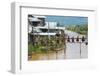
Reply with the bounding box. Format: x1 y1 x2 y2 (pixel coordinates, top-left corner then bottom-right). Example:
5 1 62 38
66 24 88 35
28 43 47 53
28 35 65 54
28 43 34 54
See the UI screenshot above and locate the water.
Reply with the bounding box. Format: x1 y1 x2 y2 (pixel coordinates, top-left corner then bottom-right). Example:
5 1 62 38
29 50 65 60
29 30 88 60
66 43 88 59
29 42 88 61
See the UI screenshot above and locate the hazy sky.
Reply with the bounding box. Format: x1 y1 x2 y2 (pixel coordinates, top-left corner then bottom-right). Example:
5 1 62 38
45 15 88 26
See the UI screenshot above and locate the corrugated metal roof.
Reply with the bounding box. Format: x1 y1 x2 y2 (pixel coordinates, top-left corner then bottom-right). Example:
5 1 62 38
33 15 46 18
28 17 41 22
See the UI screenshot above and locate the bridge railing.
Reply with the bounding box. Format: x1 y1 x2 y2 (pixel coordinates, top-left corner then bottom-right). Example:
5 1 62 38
65 36 87 43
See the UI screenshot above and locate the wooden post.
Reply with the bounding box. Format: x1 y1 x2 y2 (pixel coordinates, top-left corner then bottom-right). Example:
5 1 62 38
80 42 82 58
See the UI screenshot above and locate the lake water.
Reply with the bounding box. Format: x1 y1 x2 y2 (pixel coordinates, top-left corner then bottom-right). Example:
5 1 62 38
29 42 88 61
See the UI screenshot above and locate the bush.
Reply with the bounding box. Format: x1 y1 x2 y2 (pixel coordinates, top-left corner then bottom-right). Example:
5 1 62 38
28 35 65 54
28 43 48 53
66 24 88 35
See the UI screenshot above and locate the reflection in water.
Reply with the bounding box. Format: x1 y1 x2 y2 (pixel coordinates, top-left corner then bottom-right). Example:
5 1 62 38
28 42 88 61
28 50 65 61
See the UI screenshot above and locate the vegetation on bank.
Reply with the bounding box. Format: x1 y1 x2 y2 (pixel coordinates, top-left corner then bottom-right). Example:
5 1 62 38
66 24 88 35
28 35 65 54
